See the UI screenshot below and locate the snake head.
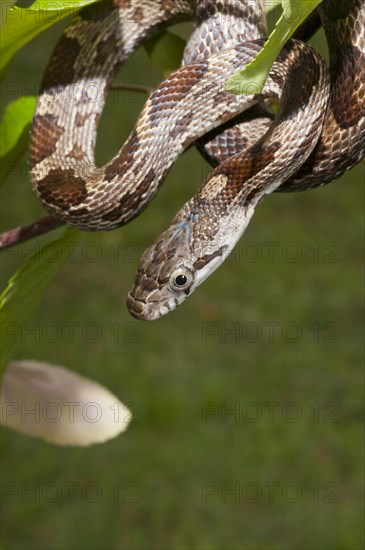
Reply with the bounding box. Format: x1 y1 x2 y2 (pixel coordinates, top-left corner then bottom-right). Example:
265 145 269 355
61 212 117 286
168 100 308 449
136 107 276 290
127 205 198 320
127 198 249 321
127 251 196 321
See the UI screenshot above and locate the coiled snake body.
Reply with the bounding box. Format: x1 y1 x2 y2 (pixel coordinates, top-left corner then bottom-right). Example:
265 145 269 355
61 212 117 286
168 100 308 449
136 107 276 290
29 0 365 320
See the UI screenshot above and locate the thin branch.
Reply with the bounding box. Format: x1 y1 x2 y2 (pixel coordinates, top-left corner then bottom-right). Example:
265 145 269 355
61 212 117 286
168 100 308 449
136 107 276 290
0 216 64 250
109 83 153 94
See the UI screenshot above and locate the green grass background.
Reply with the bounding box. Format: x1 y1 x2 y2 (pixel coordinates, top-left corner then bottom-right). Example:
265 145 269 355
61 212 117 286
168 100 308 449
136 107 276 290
0 10 364 550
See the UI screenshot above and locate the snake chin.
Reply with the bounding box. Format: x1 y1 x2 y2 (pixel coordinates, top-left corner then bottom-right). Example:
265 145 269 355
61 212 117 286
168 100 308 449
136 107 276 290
126 293 178 321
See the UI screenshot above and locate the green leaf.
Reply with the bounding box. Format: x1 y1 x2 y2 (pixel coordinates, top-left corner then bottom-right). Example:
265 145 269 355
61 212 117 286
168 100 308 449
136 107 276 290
0 0 101 76
225 0 323 95
0 96 36 184
144 31 186 77
263 0 282 17
0 229 79 375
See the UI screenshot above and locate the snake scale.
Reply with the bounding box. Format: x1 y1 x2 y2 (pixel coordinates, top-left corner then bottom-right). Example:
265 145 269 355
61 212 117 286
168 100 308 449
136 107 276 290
29 0 365 320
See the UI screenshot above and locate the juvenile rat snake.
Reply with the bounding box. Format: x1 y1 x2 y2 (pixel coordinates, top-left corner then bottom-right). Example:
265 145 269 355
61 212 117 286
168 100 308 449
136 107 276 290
29 0 365 320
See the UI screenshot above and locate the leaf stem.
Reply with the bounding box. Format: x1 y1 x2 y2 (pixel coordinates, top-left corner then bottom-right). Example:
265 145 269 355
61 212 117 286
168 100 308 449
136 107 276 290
109 83 152 94
0 216 64 250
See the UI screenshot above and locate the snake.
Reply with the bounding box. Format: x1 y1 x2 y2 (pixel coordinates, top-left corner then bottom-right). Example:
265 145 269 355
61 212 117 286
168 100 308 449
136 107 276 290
127 0 365 320
28 0 364 320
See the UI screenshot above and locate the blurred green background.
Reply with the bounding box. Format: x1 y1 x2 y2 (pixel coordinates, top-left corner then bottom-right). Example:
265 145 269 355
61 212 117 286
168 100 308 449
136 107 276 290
1 6 364 550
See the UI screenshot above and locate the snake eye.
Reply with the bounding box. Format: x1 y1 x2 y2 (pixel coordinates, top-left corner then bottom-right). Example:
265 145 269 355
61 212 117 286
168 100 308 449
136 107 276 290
170 267 193 292
175 274 187 286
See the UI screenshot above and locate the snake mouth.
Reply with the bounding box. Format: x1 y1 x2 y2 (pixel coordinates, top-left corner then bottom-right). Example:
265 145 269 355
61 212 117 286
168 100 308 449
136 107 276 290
126 293 168 321
126 290 180 321
126 293 154 321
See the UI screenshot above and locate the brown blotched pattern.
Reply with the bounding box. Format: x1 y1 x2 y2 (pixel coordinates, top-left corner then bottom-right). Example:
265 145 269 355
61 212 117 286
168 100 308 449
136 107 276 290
37 169 87 209
29 0 364 236
30 114 65 167
279 0 365 191
183 0 272 164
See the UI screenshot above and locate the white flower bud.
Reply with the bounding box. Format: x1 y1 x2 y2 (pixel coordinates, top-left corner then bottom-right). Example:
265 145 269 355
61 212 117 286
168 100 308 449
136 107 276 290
0 360 132 446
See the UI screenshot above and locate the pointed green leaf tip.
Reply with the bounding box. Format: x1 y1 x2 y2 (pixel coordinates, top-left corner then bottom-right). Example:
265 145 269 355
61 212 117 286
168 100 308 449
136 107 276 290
0 0 101 76
225 0 323 95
